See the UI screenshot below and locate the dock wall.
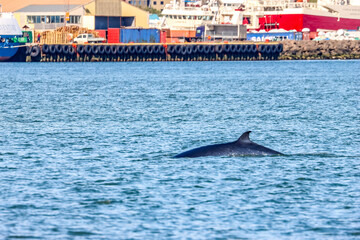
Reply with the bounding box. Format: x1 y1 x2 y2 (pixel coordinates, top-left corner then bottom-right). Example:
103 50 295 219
10 43 283 62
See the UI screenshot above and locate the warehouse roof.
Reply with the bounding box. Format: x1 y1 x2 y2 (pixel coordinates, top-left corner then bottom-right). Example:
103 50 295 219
0 0 92 12
16 5 80 12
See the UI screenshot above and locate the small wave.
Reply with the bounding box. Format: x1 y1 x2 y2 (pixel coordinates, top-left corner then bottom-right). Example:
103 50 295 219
7 235 41 239
290 153 360 158
67 230 96 236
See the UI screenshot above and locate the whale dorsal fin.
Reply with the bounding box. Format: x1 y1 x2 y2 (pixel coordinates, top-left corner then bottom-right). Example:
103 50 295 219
236 131 252 144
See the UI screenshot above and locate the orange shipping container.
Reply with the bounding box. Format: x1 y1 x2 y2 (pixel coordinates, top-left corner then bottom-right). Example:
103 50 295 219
169 30 196 38
166 37 180 43
309 31 318 40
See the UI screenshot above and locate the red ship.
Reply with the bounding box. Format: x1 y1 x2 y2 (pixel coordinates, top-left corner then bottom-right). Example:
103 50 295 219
240 0 360 32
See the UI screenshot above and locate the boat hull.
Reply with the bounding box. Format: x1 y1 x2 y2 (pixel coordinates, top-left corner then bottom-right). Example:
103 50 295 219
0 45 19 61
258 13 360 32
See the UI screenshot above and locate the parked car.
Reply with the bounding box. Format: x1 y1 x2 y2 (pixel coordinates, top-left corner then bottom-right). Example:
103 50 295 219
73 34 105 44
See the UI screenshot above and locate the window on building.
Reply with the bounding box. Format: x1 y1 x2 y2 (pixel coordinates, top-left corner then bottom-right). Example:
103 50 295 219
153 1 157 5
161 1 164 4
28 15 67 24
68 16 81 24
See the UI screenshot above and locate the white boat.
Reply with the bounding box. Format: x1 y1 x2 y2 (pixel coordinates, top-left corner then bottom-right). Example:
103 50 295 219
0 11 23 61
237 0 360 32
160 0 218 30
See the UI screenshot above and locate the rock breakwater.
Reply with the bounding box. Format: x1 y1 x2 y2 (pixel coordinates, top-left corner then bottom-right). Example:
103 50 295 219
280 40 360 60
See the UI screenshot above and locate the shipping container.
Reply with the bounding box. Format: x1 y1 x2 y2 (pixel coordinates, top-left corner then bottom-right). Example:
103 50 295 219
247 32 296 41
108 28 120 43
295 32 303 41
169 30 196 38
160 31 167 43
120 29 160 43
96 30 107 40
166 37 180 43
309 32 317 40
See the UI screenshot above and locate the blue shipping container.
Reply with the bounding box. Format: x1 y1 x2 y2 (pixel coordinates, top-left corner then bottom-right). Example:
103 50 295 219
247 32 296 41
120 29 160 43
295 32 303 41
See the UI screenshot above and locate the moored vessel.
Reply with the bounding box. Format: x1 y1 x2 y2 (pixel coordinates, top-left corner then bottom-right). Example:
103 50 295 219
0 11 23 61
160 0 360 33
234 0 360 32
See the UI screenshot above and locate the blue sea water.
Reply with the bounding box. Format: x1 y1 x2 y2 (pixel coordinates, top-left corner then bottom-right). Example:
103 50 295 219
0 60 359 239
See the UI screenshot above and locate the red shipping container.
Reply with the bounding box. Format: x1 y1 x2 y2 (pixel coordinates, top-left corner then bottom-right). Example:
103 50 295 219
108 28 120 43
95 30 107 40
160 30 167 43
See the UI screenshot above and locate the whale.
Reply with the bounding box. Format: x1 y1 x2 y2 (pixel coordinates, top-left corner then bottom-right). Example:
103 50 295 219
174 131 283 158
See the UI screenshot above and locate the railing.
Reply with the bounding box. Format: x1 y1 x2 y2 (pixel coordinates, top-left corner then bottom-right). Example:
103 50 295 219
34 23 81 30
163 3 213 12
247 0 318 10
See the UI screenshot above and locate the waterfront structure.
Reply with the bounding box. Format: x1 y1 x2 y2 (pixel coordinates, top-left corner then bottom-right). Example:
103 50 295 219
0 12 23 61
160 0 360 32
2 0 149 32
149 0 172 11
241 0 360 32
15 5 83 31
123 0 171 11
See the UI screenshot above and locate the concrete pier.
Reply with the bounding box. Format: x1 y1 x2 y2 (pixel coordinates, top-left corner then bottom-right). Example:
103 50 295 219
9 43 283 62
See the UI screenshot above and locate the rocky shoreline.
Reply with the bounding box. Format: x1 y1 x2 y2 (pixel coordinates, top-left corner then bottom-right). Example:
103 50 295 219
279 40 360 60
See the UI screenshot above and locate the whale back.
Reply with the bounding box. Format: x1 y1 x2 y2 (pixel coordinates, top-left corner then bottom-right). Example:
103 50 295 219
174 131 283 158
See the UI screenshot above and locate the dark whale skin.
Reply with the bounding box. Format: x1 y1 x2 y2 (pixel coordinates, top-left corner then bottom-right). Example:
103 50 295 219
174 131 283 158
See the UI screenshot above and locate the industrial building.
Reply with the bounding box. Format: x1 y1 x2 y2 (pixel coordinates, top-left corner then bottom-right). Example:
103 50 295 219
1 0 149 31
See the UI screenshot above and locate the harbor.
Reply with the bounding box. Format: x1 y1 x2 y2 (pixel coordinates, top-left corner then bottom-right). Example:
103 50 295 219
2 0 360 63
2 0 360 239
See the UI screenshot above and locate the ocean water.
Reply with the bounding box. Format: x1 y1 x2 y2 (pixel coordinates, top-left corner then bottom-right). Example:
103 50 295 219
0 60 359 239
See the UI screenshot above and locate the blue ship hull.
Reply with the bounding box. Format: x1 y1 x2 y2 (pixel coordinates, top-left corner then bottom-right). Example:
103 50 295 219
1 13 23 61
0 44 19 61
